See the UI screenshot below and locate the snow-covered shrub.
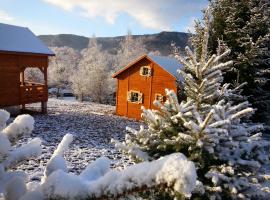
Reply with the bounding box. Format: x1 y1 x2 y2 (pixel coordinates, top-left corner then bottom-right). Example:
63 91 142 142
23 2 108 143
0 109 197 199
0 110 42 200
113 11 270 199
21 133 197 200
37 153 196 199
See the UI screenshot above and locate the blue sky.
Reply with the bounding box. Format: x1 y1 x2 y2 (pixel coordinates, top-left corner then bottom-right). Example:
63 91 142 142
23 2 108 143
0 0 208 37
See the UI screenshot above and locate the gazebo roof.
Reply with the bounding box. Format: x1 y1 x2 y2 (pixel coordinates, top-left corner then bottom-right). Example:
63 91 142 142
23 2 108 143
0 23 54 56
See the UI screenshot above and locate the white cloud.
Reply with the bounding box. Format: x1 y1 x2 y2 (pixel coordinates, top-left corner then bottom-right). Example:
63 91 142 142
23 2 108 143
43 0 207 30
0 10 14 22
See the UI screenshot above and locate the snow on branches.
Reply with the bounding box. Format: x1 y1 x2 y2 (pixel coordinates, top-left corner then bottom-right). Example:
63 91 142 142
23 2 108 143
0 110 42 200
34 134 196 200
34 152 196 200
20 135 197 200
114 10 270 199
0 110 197 200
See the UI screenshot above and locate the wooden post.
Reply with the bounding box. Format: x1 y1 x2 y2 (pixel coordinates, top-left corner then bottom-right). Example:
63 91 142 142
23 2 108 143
41 102 47 114
20 67 25 111
20 70 25 85
41 61 48 114
44 66 48 86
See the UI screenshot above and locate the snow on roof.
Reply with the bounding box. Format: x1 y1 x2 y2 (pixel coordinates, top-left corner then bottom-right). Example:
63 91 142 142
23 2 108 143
148 54 183 79
0 23 54 55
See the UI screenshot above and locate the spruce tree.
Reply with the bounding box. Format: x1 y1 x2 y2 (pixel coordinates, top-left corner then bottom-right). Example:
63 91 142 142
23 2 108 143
194 0 270 125
114 11 270 199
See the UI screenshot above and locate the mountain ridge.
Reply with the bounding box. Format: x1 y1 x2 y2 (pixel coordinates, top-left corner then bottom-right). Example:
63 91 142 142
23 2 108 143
38 31 191 56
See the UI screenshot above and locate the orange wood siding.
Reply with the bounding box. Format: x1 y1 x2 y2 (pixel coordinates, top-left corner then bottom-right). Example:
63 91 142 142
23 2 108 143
0 54 20 106
117 74 128 116
151 62 177 110
115 57 177 120
0 53 49 107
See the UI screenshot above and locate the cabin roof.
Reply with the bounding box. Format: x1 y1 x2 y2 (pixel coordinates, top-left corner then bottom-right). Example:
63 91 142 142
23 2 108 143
0 23 55 56
148 54 182 77
112 54 183 79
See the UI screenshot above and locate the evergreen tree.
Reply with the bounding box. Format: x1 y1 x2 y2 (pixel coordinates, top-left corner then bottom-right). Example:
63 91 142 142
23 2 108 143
193 0 270 124
114 12 270 199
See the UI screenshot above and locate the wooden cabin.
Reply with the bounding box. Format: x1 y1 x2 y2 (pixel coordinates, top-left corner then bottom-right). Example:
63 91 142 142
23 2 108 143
0 23 55 113
112 54 182 120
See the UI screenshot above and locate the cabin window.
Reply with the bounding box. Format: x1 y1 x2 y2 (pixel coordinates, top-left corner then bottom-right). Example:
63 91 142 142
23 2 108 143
127 90 143 103
140 66 151 77
155 93 165 102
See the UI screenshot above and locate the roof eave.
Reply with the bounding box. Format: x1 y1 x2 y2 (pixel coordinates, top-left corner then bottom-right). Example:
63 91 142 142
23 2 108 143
0 50 55 56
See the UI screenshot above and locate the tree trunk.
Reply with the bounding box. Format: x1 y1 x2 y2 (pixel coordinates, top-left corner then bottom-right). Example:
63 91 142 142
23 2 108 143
56 87 60 99
78 93 84 102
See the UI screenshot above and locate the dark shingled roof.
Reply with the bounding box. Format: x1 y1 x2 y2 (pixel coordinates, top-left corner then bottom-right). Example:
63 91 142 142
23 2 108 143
0 23 54 55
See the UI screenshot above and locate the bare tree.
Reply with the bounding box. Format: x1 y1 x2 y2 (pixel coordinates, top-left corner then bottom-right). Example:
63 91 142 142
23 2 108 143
48 46 81 98
24 68 44 83
115 30 147 71
70 37 112 103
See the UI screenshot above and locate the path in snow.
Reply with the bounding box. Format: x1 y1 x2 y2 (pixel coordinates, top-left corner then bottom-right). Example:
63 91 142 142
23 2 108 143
15 98 142 181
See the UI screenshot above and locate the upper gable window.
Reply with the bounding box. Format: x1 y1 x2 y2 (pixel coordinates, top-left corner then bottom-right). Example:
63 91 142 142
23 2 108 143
140 66 151 77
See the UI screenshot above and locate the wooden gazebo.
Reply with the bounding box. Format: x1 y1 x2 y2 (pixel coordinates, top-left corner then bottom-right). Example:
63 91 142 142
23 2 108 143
0 23 55 113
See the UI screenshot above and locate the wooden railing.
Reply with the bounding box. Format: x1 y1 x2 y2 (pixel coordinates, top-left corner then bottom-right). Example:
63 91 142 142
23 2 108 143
20 82 48 104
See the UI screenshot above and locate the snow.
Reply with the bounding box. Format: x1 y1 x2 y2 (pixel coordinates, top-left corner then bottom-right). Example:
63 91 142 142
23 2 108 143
51 133 73 158
5 138 42 168
4 176 26 200
3 114 34 142
40 153 196 199
13 114 35 134
0 23 54 55
0 134 11 157
2 99 197 199
80 157 110 181
44 134 73 178
44 155 67 179
13 98 142 181
0 110 9 130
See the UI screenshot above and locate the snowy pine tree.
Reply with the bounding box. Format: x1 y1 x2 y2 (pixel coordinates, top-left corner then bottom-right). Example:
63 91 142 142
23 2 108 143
114 11 270 199
194 0 270 125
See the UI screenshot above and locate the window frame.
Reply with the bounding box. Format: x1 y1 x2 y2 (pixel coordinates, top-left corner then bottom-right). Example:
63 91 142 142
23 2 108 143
139 66 151 77
155 93 165 103
127 90 143 104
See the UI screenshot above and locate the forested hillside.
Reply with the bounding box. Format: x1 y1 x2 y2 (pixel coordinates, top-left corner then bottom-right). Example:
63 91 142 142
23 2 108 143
39 31 190 55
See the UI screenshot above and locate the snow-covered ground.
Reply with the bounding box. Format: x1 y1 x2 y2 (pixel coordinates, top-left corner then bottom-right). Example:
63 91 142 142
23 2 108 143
14 98 142 181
